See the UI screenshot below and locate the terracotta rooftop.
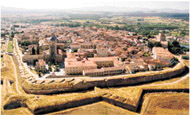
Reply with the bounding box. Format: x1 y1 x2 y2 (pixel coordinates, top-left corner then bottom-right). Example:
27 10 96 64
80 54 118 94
65 60 97 68
153 47 174 59
37 59 46 66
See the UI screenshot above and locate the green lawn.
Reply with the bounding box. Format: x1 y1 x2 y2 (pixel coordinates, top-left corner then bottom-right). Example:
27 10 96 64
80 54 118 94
7 41 13 53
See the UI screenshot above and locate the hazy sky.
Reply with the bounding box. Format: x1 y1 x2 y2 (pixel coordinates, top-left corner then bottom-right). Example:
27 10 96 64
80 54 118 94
1 0 189 10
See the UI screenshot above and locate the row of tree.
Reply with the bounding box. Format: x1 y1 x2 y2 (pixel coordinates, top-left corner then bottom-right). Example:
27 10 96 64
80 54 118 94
168 40 189 54
32 45 40 55
147 41 161 49
148 40 189 54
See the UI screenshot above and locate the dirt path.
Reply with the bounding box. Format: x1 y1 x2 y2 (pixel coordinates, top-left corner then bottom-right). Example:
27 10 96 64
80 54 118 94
139 72 189 87
10 55 22 94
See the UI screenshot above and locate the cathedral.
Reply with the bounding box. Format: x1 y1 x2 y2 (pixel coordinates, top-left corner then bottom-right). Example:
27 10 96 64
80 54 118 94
49 35 58 64
23 35 65 65
43 35 64 64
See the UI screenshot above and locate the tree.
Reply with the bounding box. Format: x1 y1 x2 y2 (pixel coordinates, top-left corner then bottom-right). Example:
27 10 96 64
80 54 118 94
1 33 5 37
37 45 40 54
147 34 152 38
137 36 142 40
72 48 78 52
168 40 184 54
22 41 31 46
143 52 151 57
182 56 189 60
115 25 119 30
32 47 35 55
148 41 154 49
37 71 41 77
62 49 66 52
33 59 37 66
11 32 14 38
48 62 51 66
182 47 189 52
180 30 186 37
123 47 127 51
154 42 161 47
55 65 59 71
172 40 180 47
48 65 52 72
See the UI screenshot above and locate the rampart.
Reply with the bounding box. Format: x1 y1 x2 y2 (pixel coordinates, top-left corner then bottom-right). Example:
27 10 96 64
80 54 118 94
21 57 187 94
4 88 189 114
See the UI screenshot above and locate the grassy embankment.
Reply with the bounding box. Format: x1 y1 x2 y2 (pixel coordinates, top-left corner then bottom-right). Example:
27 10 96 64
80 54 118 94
7 41 13 53
1 55 15 82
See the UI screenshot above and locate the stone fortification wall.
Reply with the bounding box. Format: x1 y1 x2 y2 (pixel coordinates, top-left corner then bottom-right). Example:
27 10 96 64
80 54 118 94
4 88 188 114
21 59 187 94
22 55 43 62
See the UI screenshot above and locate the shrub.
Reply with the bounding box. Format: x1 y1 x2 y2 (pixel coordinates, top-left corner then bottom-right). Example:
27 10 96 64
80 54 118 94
182 56 189 60
72 48 78 52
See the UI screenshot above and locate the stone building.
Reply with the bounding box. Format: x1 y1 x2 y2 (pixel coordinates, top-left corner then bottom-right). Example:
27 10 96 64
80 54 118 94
157 33 166 42
65 57 118 75
83 66 125 76
125 63 149 74
35 59 47 72
23 35 64 65
49 35 58 64
96 48 109 57
80 43 96 49
65 60 97 75
152 47 176 66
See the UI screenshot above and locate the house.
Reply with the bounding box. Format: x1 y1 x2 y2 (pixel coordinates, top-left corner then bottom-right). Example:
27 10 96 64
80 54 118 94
96 48 109 57
65 60 97 75
157 33 166 42
125 59 149 74
35 59 47 73
152 47 176 66
83 66 125 76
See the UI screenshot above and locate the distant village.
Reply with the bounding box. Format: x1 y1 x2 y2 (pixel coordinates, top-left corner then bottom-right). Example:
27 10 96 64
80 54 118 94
2 24 178 78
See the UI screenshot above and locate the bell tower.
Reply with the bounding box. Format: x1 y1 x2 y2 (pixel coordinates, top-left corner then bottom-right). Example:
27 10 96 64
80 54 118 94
49 35 57 64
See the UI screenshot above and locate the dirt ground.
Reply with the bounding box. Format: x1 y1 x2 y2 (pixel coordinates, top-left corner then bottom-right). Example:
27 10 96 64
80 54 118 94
48 101 138 115
141 93 189 115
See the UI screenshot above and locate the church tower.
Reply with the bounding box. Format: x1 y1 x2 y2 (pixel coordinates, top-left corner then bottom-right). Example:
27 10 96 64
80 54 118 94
158 33 166 41
49 35 57 64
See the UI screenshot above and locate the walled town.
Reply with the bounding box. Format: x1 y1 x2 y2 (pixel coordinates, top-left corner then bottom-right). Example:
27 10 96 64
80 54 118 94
1 4 189 115
18 25 178 78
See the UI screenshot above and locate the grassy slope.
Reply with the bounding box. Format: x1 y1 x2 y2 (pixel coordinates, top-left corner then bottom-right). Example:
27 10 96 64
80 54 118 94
1 55 15 81
7 41 13 53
